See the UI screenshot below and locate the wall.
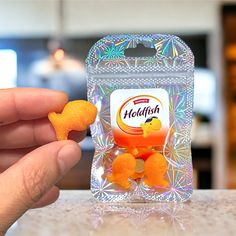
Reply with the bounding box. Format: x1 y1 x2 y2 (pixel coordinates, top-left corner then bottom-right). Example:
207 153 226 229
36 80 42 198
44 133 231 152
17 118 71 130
0 0 228 37
0 0 57 37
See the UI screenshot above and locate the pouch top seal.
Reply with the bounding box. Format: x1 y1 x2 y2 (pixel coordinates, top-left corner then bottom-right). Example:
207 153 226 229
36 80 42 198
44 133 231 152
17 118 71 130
86 34 194 75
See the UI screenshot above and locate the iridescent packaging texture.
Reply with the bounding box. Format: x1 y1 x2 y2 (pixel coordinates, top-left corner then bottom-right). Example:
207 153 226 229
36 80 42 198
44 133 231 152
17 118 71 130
86 34 194 202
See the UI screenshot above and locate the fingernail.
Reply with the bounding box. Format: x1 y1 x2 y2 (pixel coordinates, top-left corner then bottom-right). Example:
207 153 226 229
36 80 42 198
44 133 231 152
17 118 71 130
57 142 81 175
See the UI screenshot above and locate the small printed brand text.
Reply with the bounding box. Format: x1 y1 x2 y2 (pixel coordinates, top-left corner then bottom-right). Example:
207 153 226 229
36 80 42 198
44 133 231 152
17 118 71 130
123 105 160 119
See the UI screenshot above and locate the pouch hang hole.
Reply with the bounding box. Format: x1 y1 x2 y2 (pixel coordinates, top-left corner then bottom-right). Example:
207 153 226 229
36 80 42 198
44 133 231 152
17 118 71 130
124 43 156 57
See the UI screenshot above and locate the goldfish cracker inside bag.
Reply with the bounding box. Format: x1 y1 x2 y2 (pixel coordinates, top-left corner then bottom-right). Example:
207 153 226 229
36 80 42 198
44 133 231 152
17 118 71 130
86 34 194 202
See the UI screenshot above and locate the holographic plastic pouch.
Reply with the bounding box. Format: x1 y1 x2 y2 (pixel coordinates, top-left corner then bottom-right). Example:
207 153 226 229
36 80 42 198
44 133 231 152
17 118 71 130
86 34 194 202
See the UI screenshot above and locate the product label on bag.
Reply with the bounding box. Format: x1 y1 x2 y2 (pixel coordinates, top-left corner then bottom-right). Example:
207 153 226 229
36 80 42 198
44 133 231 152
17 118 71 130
110 88 169 146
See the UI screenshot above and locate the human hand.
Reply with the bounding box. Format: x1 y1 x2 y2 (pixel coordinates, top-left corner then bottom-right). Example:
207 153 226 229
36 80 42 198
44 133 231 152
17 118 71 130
0 88 85 235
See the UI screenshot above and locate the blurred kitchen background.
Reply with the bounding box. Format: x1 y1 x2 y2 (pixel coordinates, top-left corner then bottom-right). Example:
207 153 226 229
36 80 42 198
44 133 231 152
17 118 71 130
1 0 236 190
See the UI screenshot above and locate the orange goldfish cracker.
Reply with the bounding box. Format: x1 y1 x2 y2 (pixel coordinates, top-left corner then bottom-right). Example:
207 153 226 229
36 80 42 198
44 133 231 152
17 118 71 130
107 148 169 189
127 146 155 160
130 171 143 180
144 152 168 188
134 147 156 161
127 146 139 156
48 100 97 140
107 153 136 189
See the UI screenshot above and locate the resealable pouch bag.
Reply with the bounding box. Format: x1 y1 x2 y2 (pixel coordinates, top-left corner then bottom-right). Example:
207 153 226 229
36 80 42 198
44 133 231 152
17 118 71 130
86 34 194 202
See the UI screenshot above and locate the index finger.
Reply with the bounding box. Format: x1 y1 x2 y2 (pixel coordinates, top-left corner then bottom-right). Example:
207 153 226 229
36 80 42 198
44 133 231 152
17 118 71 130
0 88 68 126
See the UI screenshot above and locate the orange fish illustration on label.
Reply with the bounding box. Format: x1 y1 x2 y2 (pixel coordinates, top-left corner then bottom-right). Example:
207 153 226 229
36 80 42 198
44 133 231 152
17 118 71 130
140 117 162 138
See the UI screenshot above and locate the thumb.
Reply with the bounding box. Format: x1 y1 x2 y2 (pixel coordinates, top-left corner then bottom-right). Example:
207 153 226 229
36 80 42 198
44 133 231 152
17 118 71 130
0 140 81 234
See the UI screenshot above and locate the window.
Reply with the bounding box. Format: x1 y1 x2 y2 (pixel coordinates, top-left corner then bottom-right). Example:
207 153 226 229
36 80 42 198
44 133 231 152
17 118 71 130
0 49 17 88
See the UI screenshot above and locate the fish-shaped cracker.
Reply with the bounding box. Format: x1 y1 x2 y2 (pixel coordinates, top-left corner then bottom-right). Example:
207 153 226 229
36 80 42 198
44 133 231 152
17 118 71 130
48 100 97 140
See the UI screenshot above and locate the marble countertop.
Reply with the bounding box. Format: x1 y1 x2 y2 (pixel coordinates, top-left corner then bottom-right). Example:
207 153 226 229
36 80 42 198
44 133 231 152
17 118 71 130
6 190 236 236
